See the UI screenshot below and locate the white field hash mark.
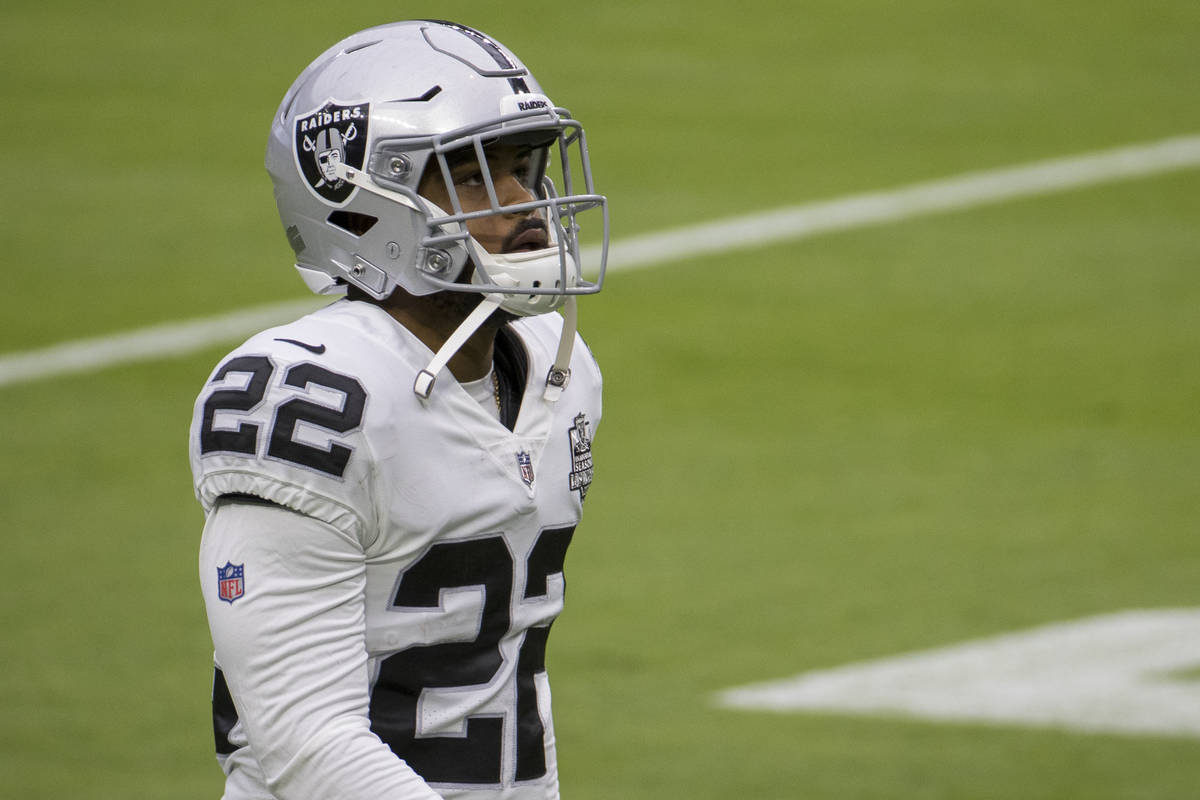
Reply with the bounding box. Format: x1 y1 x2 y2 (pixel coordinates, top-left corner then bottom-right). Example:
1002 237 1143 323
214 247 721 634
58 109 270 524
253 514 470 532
3 134 1199 388
715 609 1200 739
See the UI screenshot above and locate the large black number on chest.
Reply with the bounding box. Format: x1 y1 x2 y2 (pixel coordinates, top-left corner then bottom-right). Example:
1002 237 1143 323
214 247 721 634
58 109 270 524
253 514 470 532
371 536 512 783
371 527 575 786
515 525 574 781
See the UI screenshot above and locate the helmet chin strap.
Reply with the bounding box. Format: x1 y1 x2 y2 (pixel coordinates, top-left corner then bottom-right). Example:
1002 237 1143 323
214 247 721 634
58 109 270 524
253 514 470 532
412 293 578 403
543 296 576 402
413 295 504 399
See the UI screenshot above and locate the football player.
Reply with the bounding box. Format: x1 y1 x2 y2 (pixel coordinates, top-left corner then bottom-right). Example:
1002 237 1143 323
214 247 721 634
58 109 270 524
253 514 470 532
189 20 607 799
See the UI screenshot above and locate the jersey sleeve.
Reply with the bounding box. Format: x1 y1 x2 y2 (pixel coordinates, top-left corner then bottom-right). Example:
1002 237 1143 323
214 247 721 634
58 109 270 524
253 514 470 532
201 499 444 800
188 337 380 544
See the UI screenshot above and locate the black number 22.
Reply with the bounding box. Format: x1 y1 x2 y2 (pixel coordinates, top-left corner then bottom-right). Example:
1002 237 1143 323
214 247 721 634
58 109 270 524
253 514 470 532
371 527 575 785
199 355 366 477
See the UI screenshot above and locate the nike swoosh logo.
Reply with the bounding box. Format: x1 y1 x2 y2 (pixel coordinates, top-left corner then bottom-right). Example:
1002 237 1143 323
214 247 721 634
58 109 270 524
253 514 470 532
274 338 326 355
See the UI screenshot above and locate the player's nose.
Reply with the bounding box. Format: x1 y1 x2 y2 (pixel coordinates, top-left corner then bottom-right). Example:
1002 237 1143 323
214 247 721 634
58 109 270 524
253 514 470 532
496 173 536 214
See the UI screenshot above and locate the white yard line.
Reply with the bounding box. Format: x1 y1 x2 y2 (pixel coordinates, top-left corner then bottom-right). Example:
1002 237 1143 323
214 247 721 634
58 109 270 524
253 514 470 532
715 608 1200 738
3 134 1199 388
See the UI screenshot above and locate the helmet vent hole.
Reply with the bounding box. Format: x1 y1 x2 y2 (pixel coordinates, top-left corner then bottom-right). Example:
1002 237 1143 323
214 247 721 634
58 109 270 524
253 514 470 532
327 211 378 236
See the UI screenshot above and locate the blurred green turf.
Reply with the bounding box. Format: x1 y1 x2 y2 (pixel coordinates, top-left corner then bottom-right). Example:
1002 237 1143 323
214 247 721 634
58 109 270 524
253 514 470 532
5 0 1199 347
560 171 1200 799
3 0 1199 797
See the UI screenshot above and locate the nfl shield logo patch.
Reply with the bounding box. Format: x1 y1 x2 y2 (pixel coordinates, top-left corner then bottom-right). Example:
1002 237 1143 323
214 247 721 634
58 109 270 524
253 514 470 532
516 451 535 488
217 562 245 604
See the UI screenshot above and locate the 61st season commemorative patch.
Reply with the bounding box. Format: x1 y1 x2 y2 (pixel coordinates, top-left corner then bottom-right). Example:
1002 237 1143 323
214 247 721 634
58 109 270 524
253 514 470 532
217 562 245 604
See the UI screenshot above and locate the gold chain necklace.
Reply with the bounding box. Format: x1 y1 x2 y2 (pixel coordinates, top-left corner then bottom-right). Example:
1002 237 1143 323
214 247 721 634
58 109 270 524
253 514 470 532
490 369 501 412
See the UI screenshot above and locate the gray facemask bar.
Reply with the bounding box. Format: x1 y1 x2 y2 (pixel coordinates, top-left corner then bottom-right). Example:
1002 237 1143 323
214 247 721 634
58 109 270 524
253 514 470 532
332 108 602 400
367 109 609 298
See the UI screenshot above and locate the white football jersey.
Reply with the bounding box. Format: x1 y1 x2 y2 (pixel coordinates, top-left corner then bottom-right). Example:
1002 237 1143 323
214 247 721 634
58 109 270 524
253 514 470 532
189 299 601 798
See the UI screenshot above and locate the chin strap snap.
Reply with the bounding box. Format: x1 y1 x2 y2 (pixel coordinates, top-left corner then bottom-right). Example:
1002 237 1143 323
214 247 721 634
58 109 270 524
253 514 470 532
414 296 504 399
543 296 576 402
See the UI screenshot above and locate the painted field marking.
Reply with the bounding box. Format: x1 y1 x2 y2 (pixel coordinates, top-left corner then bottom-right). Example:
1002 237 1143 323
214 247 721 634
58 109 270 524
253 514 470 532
0 300 325 388
606 134 1200 272
715 609 1200 738
3 134 1199 388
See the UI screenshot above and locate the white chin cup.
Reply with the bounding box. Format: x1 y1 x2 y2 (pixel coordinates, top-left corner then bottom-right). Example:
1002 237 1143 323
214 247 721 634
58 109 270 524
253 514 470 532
470 244 578 316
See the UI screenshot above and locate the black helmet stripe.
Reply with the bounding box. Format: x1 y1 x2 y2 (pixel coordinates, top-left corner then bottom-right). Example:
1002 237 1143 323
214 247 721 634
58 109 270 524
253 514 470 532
421 19 531 93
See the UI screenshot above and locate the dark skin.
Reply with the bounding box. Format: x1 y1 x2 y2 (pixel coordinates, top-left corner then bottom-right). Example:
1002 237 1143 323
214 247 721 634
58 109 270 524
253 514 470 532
365 144 549 382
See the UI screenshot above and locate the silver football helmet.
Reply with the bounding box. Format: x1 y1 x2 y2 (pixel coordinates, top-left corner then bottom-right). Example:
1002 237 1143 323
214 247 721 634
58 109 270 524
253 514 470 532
266 20 608 321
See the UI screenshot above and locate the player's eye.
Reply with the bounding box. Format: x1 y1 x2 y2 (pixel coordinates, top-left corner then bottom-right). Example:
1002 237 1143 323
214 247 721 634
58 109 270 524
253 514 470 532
455 169 485 187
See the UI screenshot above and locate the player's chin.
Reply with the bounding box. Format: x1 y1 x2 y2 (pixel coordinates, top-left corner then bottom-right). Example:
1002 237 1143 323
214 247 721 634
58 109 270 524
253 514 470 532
429 286 480 315
434 275 517 324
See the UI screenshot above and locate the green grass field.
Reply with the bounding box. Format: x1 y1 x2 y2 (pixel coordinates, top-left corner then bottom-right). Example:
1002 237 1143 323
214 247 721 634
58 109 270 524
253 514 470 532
3 1 1199 797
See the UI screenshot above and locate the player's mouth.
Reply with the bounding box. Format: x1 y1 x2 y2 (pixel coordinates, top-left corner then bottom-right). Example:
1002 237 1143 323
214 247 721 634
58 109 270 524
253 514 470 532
502 219 550 253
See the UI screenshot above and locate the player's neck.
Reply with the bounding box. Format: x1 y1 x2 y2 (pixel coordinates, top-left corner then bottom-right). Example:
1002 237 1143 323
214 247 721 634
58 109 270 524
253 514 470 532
441 323 497 383
375 293 498 383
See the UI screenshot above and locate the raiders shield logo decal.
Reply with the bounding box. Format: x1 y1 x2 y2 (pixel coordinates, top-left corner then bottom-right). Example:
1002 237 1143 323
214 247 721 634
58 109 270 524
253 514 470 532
294 100 370 204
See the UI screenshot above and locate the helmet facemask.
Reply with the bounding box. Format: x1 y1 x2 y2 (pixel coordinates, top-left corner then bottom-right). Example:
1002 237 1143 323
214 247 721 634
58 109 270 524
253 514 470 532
331 105 606 400
343 103 608 315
